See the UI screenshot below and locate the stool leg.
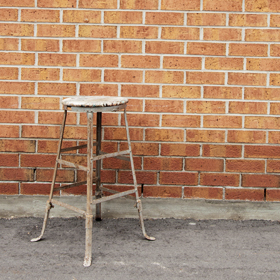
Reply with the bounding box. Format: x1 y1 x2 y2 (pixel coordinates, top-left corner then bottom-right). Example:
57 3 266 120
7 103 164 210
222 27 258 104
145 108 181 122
31 109 67 242
123 109 155 241
95 112 102 221
84 111 94 267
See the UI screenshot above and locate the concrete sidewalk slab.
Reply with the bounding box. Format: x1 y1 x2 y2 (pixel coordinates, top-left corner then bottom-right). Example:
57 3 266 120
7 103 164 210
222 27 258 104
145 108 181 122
1 195 280 220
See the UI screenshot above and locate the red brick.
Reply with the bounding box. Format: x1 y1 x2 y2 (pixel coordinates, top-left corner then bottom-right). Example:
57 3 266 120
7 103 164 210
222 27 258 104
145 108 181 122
121 84 159 98
38 53 76 67
22 125 60 139
22 68 60 81
39 111 76 125
162 115 200 128
0 125 19 138
21 97 60 110
0 96 18 108
104 40 141 53
121 55 160 68
229 43 268 56
161 143 200 157
0 23 33 36
120 0 158 9
145 99 183 113
187 13 226 26
63 69 101 82
0 154 19 167
63 126 88 140
161 0 200 10
126 99 143 112
144 186 182 198
227 130 266 144
184 187 223 200
187 42 226 56
36 169 74 182
242 174 280 187
0 183 18 195
37 24 75 37
79 26 117 38
229 101 267 114
228 72 267 86
162 86 201 98
266 189 280 202
246 29 280 42
38 82 76 96
146 41 184 54
121 113 159 127
21 39 59 52
0 67 18 80
0 139 35 152
204 86 242 99
161 27 200 40
145 128 184 142
21 9 59 22
163 56 201 70
144 157 183 171
80 54 118 67
37 140 76 153
229 14 267 27
63 10 101 23
226 160 265 173
205 57 243 70
204 115 242 128
0 0 34 7
268 131 280 144
120 142 159 156
203 144 242 158
244 87 280 101
245 0 280 12
267 160 280 173
0 8 18 21
0 111 34 123
185 158 224 172
0 38 18 50
187 101 225 113
203 0 242 11
80 112 118 126
186 72 225 85
0 168 34 181
104 127 143 141
21 154 56 167
187 130 225 143
80 84 118 96
225 188 264 201
201 173 239 186
79 0 117 8
104 70 142 83
244 145 280 159
118 171 157 185
160 171 198 186
204 28 242 41
63 40 101 52
146 12 183 25
146 70 184 84
21 183 59 195
245 116 280 129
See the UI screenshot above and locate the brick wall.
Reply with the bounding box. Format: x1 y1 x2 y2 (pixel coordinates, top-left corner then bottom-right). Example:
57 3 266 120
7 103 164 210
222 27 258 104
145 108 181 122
1 0 280 202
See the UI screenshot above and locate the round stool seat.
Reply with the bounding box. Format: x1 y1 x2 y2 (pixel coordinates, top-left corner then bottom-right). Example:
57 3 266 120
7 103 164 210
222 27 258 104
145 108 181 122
62 96 128 108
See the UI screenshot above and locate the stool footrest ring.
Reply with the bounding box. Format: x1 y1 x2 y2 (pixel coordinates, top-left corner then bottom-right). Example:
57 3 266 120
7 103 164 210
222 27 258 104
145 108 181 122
92 189 135 205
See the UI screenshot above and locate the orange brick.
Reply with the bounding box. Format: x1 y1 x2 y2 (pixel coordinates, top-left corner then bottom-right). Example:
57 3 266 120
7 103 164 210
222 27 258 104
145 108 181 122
38 111 76 125
187 42 226 56
204 86 242 99
229 43 268 56
187 13 226 26
266 189 280 202
121 55 160 69
161 0 200 10
186 158 223 172
203 144 242 158
161 143 200 157
0 23 33 36
245 0 280 12
162 85 201 98
187 130 225 142
204 115 242 128
104 40 141 53
80 54 118 67
121 84 159 98
271 44 280 56
0 110 34 123
267 160 280 172
120 26 158 39
146 12 183 25
21 183 59 196
203 0 242 11
270 103 280 115
79 25 117 38
162 115 200 128
144 186 182 198
21 154 56 167
0 183 18 195
0 52 34 65
201 173 239 186
105 11 142 24
243 174 280 188
126 99 143 112
21 97 60 110
0 154 19 167
204 28 242 41
0 38 18 50
229 14 267 27
63 40 101 52
184 187 223 200
80 112 118 126
206 57 243 70
226 160 265 173
104 69 142 83
118 171 157 185
65 126 89 140
37 140 76 153
79 0 117 8
244 87 280 101
161 27 200 40
38 0 75 7
0 0 34 7
270 73 280 86
80 84 117 96
0 139 35 152
245 145 280 159
22 39 59 52
245 116 280 129
147 41 184 54
120 0 158 9
186 72 225 85
229 101 267 114
121 113 159 127
268 131 280 144
104 127 143 141
0 67 18 80
37 169 74 182
38 82 76 96
0 125 19 138
163 56 201 70
63 69 101 82
145 70 184 84
227 130 266 143
63 10 100 23
228 72 267 86
145 128 184 142
247 58 280 71
0 96 18 108
246 29 280 42
120 142 159 156
22 68 60 81
144 157 183 171
37 24 75 37
225 188 264 201
187 101 225 113
22 125 60 138
38 53 76 67
21 9 59 22
160 171 198 185
0 8 18 21
0 168 34 181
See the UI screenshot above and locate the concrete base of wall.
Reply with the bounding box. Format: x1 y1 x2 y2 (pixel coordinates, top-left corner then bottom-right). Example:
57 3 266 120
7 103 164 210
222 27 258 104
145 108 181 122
1 195 280 220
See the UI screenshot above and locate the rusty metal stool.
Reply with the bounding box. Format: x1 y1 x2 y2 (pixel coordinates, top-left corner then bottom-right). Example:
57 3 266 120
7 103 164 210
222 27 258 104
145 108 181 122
31 96 155 267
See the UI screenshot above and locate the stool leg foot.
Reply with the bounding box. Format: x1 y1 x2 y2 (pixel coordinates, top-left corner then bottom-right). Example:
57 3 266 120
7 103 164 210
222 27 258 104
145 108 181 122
83 214 93 267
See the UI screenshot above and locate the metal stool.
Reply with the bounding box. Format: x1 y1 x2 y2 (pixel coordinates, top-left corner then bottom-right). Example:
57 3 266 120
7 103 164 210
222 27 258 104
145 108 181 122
31 96 155 267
